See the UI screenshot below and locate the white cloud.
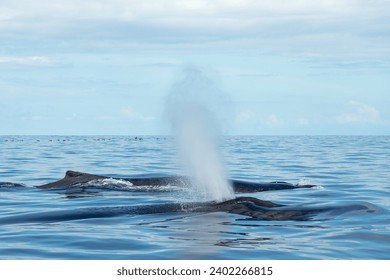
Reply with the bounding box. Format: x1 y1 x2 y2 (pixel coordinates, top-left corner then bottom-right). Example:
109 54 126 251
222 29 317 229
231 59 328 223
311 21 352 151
296 117 310 125
234 110 256 124
263 114 285 126
0 0 340 22
337 100 381 124
235 111 288 127
0 6 19 20
121 107 154 122
1 0 389 59
1 0 384 28
0 56 54 66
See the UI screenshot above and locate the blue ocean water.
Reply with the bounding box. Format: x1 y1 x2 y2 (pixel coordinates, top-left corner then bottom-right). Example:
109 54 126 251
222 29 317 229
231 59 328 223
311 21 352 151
0 135 389 259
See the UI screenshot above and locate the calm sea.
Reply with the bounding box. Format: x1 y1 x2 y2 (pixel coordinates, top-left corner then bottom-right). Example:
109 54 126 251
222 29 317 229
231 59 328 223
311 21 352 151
0 135 389 259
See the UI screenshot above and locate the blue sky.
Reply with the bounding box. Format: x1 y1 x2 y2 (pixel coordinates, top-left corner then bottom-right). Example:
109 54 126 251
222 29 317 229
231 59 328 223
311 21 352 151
0 0 389 135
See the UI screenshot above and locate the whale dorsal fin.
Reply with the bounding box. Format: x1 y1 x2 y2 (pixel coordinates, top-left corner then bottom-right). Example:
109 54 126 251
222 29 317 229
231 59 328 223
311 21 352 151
36 170 106 189
65 170 88 178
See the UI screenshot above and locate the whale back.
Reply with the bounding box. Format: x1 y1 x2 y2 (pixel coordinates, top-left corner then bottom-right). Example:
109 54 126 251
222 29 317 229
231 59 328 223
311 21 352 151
35 170 316 193
37 170 106 189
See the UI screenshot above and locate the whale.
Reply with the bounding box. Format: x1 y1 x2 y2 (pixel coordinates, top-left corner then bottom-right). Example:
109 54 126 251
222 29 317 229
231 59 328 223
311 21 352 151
0 171 377 223
0 194 374 225
35 170 316 193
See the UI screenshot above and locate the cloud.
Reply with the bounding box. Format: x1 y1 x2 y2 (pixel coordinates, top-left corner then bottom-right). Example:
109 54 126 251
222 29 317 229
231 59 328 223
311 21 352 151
234 110 256 124
2 0 375 25
1 0 389 59
337 100 381 124
0 0 344 23
21 115 43 121
263 114 285 127
296 117 310 126
121 107 154 122
235 111 287 127
0 56 54 66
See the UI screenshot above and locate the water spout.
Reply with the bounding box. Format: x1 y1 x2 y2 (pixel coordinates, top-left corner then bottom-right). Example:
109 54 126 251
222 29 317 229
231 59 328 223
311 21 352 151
165 67 234 202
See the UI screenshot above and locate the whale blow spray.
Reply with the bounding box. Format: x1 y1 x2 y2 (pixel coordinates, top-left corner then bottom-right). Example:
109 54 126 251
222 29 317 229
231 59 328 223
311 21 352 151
165 67 234 202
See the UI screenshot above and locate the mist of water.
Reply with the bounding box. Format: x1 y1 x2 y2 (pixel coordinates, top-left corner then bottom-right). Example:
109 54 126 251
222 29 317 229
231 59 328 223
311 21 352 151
165 67 235 202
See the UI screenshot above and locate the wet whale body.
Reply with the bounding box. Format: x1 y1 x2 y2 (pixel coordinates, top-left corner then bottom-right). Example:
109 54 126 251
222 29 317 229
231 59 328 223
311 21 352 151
0 170 377 224
0 194 374 225
36 170 316 193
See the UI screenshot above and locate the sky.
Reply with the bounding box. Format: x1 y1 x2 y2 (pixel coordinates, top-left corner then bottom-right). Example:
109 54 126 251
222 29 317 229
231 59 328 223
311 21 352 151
0 0 389 135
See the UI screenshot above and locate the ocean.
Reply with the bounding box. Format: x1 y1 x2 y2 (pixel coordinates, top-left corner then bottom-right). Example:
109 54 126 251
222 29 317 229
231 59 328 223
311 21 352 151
0 135 389 259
